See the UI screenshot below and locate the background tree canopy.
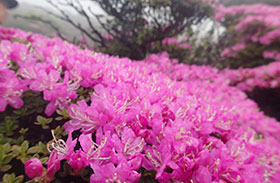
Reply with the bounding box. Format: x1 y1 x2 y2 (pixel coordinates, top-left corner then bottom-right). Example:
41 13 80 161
16 0 213 60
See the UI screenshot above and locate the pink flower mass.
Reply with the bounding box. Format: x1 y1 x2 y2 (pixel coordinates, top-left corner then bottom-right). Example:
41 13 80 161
213 2 280 104
1 25 280 182
215 4 280 62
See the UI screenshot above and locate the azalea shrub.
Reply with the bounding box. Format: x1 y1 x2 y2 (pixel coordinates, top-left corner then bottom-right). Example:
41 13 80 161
222 61 280 91
1 25 280 183
215 3 280 68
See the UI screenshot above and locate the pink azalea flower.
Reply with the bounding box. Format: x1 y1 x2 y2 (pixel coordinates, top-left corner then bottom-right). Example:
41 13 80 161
112 127 145 157
90 161 141 183
67 149 88 171
79 129 113 164
46 130 77 178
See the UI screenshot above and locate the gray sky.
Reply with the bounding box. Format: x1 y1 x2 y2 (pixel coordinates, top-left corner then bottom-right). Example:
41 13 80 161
16 0 105 15
4 0 106 43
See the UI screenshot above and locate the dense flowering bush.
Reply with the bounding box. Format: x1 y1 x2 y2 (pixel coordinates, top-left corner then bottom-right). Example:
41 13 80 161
161 37 192 50
215 3 280 68
1 26 280 182
222 61 280 91
213 3 280 90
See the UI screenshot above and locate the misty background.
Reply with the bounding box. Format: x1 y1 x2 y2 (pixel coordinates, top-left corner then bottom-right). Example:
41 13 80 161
2 0 280 45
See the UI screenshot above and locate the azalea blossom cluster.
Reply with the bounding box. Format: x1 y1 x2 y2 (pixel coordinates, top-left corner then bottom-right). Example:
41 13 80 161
222 60 280 91
143 52 280 92
215 4 280 61
161 37 192 50
1 26 280 183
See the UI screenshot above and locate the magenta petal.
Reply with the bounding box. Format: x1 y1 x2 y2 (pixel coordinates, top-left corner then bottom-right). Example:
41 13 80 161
45 102 57 116
193 166 212 183
68 150 87 170
46 160 61 178
0 98 7 112
79 134 93 152
128 155 143 171
9 96 24 109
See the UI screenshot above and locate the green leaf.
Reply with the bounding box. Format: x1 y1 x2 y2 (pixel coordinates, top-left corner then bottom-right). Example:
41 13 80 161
13 110 22 115
0 165 12 172
138 168 158 183
16 136 24 144
11 145 21 156
2 155 13 164
21 141 29 152
55 116 64 121
27 146 40 154
35 107 44 113
42 125 50 129
46 118 53 123
35 116 53 129
19 128 28 135
40 156 49 164
14 175 24 183
36 115 45 123
0 152 3 161
33 154 40 159
3 173 15 183
39 142 47 152
56 108 69 119
3 143 11 152
19 155 31 163
2 173 24 183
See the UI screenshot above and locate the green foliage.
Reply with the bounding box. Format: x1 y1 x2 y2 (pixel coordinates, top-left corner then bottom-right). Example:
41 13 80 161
2 173 24 183
0 89 68 181
9 60 20 72
138 168 159 183
27 141 49 163
15 90 47 115
19 128 29 136
73 87 93 104
34 116 53 129
0 144 13 172
55 109 70 121
0 134 24 145
52 125 67 139
11 140 31 163
0 116 19 136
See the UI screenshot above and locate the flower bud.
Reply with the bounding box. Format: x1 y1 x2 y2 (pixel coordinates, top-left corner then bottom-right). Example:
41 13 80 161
24 158 44 178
